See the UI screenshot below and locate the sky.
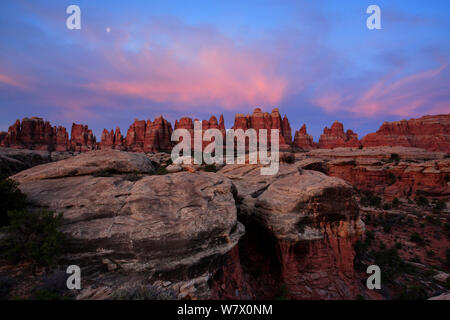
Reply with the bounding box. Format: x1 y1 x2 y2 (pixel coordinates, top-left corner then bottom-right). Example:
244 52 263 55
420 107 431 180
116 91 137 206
0 0 449 140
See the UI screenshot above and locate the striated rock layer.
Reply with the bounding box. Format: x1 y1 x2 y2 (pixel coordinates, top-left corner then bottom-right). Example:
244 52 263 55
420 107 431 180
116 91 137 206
361 114 450 152
304 147 450 201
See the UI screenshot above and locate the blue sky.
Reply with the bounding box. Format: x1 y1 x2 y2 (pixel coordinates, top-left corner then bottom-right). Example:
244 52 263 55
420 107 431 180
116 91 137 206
0 0 449 139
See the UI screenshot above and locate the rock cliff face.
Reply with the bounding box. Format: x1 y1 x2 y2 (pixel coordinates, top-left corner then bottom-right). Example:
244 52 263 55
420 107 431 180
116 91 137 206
318 121 360 149
293 124 316 150
304 147 449 201
232 108 292 150
215 163 365 299
361 114 450 152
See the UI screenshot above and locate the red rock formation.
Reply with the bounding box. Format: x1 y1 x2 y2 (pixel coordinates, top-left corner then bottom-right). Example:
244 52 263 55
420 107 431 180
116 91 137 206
293 124 316 150
100 127 124 150
70 123 96 152
100 129 114 149
144 116 173 152
124 116 173 152
113 128 125 150
173 115 226 150
232 108 292 150
0 118 70 151
0 132 7 146
361 114 450 152
55 126 70 151
318 121 360 149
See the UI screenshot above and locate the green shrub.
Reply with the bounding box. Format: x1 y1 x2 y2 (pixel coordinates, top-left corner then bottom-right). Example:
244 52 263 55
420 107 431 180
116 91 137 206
396 285 428 300
360 192 382 208
446 249 450 268
111 284 176 300
123 173 142 182
383 224 392 233
387 172 396 186
444 223 450 239
425 215 440 226
203 164 218 172
92 168 121 177
0 209 66 266
33 290 61 300
410 232 424 244
32 271 72 300
0 176 27 227
415 196 429 207
434 200 446 212
157 167 168 175
392 198 400 208
275 284 290 300
445 277 450 290
0 276 14 299
365 230 375 245
390 153 400 162
383 203 392 210
395 242 402 250
374 248 415 283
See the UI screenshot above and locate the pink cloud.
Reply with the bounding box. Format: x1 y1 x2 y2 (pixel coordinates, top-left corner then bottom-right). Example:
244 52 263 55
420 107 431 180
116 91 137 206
83 38 288 109
313 64 449 117
0 73 30 90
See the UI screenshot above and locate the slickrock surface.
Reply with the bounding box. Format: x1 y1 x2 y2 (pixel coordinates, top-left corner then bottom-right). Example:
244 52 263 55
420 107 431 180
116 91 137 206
0 147 74 176
361 114 450 152
0 147 52 176
13 150 155 182
215 163 365 299
12 150 244 299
